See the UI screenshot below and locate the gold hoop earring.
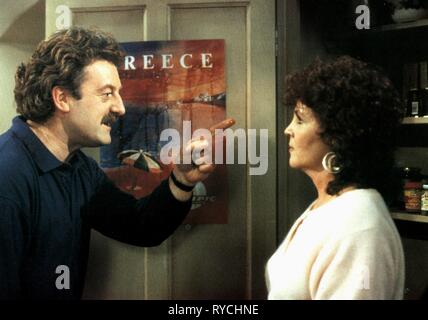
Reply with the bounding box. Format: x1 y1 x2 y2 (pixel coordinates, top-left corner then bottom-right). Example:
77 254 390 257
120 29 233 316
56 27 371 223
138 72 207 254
322 152 341 174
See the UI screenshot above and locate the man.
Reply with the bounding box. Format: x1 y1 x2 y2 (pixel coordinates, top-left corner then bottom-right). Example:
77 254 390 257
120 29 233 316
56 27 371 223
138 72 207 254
0 27 214 299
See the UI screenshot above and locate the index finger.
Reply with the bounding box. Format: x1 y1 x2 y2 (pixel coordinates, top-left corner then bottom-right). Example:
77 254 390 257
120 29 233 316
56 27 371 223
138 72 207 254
209 118 236 134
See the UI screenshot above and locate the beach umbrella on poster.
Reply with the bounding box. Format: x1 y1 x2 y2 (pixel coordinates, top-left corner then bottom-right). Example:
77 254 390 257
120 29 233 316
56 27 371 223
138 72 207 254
118 150 163 191
118 149 163 172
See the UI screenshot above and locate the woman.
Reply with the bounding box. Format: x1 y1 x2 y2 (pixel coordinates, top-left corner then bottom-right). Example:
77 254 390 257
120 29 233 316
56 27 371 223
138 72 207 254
266 56 405 299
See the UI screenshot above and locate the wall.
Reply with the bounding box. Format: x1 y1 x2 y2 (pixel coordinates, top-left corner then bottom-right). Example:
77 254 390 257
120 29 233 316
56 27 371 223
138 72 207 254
277 0 323 243
0 0 45 133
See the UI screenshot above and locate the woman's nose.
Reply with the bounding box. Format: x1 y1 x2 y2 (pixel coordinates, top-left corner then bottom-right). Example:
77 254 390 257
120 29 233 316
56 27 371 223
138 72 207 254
284 124 292 136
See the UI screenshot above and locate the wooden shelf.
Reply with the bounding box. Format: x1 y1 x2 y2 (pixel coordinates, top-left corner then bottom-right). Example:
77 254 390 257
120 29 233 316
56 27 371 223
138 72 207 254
392 212 428 241
348 19 428 38
391 211 428 223
402 117 428 124
374 19 428 32
397 118 428 146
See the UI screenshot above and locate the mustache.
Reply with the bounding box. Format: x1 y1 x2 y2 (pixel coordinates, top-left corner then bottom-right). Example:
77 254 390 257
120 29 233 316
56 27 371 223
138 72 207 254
101 113 119 126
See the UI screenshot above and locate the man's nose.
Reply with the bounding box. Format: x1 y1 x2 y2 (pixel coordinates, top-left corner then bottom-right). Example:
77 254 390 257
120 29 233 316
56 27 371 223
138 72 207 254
112 93 126 116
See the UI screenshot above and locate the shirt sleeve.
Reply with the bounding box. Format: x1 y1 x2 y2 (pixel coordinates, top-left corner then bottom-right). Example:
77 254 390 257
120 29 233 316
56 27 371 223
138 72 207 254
82 167 192 247
309 228 404 300
0 197 28 299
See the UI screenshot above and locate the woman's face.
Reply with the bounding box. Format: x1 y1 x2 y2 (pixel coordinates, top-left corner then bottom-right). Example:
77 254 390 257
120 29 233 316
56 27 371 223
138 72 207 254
284 101 330 172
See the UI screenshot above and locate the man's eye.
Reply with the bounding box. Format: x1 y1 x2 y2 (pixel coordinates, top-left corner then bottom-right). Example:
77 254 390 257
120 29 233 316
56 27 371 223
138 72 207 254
104 92 113 97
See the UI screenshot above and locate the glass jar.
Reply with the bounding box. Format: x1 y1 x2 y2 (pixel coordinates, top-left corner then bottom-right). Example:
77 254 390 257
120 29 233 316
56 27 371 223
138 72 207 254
421 184 428 216
404 181 422 212
394 167 422 210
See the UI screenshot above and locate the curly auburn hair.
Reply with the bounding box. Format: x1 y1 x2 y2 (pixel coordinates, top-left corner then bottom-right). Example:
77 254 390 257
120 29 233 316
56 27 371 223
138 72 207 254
285 55 405 199
14 26 124 123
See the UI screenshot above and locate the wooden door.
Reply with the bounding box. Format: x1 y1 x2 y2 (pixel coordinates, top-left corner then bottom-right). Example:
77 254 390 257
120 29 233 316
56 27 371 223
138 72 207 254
46 0 276 299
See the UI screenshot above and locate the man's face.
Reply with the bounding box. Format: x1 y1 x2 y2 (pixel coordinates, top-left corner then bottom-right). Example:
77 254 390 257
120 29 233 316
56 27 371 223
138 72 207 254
65 60 125 148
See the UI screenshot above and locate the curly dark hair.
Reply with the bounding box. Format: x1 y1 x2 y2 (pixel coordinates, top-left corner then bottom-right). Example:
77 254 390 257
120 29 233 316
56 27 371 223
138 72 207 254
285 55 404 199
14 26 124 123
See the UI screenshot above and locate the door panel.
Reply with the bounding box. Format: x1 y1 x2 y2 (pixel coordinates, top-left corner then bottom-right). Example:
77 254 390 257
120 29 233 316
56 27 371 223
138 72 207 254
45 0 275 299
73 7 146 42
168 4 248 299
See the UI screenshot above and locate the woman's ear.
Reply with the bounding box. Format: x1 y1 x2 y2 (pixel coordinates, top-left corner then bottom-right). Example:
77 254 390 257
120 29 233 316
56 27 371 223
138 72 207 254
51 86 72 113
331 140 340 153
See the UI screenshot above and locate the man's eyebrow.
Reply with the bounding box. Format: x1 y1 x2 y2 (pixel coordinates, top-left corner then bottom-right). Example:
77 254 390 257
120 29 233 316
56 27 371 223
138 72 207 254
98 84 122 92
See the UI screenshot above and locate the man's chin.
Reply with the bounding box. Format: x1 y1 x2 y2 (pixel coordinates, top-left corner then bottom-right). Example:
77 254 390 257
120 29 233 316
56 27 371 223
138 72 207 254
84 136 111 148
100 137 112 146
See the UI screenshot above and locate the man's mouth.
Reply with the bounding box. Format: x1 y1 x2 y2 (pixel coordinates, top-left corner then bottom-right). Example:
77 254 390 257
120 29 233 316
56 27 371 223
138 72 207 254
101 114 118 127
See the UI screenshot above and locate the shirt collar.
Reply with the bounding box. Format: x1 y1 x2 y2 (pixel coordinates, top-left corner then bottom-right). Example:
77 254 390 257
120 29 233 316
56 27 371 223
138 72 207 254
11 116 83 173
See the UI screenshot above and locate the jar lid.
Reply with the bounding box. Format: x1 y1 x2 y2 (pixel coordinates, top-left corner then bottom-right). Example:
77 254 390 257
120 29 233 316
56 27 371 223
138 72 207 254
405 181 422 188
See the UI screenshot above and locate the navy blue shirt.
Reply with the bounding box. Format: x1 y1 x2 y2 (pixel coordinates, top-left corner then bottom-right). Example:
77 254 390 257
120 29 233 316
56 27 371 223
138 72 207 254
0 116 191 299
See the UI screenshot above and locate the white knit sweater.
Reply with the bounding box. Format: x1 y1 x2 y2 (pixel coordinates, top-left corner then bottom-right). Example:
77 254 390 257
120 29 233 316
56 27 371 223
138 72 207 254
266 189 405 300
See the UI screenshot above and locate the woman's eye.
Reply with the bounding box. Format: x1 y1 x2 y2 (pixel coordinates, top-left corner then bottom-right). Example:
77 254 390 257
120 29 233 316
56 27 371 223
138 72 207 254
292 113 303 124
294 117 303 124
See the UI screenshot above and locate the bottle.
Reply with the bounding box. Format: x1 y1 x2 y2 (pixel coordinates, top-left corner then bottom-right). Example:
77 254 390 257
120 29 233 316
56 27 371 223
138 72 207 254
404 63 420 117
421 184 428 216
419 61 428 117
409 89 420 116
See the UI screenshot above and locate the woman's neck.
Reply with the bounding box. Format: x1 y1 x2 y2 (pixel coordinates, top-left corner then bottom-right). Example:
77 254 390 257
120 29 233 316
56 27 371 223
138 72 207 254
306 169 355 210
